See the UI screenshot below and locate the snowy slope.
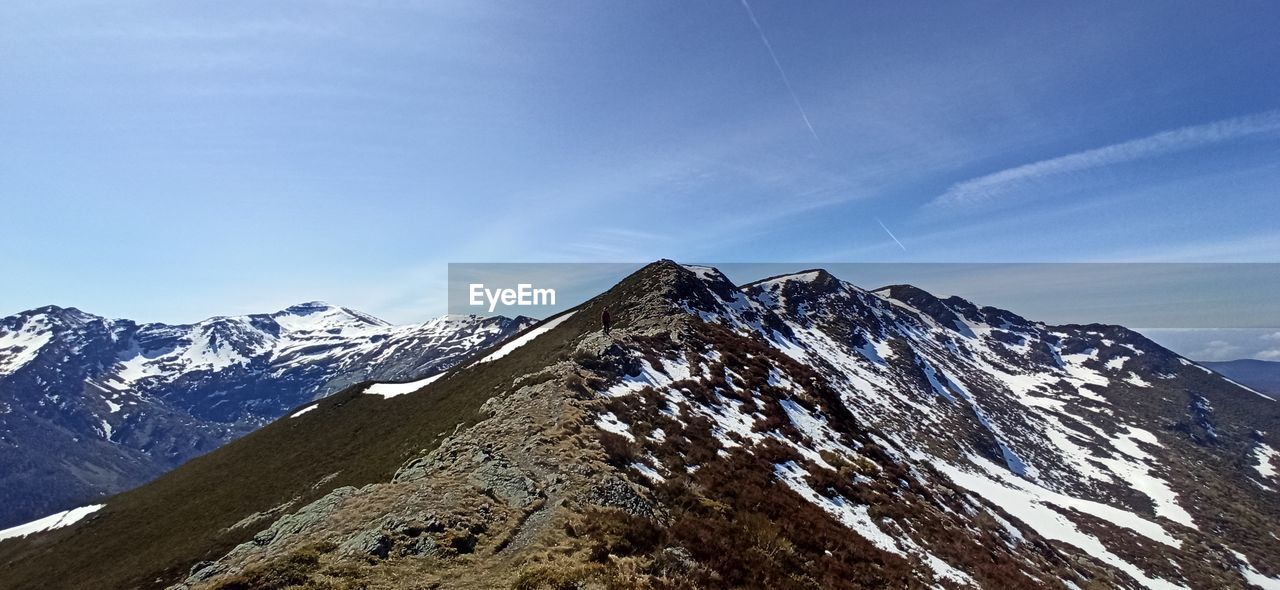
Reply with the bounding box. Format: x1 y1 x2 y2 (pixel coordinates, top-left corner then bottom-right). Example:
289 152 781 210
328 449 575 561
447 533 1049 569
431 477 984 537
583 263 1280 589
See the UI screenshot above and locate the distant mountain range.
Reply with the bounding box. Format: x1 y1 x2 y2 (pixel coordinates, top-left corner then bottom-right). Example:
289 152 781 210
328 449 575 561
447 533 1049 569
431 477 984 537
1201 359 1280 398
1 261 1275 590
0 302 532 528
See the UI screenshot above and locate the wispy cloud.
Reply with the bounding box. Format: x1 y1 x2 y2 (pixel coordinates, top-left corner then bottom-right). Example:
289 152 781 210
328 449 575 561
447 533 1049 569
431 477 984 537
738 0 819 143
556 227 671 261
929 110 1280 209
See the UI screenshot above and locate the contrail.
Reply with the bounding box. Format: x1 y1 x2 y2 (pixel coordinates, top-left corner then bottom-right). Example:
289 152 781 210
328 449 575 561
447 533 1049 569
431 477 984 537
929 109 1280 209
877 218 907 251
738 0 820 143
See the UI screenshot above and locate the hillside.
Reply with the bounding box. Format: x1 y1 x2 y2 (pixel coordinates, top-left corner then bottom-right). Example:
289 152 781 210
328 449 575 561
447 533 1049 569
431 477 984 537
1202 360 1280 398
0 261 1276 590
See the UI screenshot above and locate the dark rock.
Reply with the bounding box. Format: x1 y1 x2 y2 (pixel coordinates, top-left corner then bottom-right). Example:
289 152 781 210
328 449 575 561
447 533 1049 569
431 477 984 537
585 476 654 519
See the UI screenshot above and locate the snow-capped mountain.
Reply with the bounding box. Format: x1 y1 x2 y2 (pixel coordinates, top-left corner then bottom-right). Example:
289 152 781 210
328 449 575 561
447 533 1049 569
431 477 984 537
0 302 533 528
660 265 1279 588
1 261 1276 590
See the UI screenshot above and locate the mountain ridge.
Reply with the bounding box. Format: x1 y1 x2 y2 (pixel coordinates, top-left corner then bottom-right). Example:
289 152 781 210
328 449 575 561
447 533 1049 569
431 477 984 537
0 302 534 528
1 260 1277 589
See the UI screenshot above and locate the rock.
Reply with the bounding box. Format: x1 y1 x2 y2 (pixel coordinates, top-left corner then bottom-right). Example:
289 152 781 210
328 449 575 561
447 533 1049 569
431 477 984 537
467 457 540 508
170 561 226 590
585 476 654 519
179 483 364 585
339 530 392 559
248 486 358 547
167 557 228 588
386 514 444 538
653 546 697 577
401 534 440 556
393 456 433 483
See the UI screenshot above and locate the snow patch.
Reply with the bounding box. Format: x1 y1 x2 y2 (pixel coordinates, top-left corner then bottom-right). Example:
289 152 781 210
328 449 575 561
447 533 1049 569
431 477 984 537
290 404 318 418
933 456 1188 590
595 411 634 440
775 461 903 555
1124 372 1153 387
0 504 104 541
0 317 53 376
363 372 447 398
630 461 665 482
1103 427 1196 528
775 461 978 587
1233 550 1280 590
681 264 728 281
1254 443 1279 480
477 312 575 364
602 355 692 398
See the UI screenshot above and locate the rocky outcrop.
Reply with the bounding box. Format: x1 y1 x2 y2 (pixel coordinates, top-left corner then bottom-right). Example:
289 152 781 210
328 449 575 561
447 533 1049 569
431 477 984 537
176 327 671 589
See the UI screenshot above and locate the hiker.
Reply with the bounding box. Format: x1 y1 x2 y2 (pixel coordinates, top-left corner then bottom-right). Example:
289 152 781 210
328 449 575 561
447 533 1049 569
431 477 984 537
601 307 611 336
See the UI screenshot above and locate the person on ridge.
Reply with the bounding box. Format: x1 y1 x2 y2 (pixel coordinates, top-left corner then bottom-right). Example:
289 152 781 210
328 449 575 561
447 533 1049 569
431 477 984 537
601 307 611 336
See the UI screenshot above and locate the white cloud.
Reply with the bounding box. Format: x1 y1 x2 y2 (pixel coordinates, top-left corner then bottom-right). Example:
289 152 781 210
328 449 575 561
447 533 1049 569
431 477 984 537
1192 340 1244 362
929 110 1280 209
1258 332 1280 360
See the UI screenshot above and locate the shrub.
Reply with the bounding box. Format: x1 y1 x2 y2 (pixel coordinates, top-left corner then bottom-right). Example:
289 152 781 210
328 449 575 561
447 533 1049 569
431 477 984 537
599 432 640 467
578 509 664 563
511 563 602 590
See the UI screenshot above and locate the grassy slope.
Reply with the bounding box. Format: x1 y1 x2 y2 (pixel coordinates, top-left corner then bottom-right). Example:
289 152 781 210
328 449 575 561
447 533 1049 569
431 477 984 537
0 305 606 590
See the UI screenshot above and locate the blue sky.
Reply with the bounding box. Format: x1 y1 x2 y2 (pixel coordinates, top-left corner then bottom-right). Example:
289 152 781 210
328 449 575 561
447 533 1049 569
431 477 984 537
3 1 1279 336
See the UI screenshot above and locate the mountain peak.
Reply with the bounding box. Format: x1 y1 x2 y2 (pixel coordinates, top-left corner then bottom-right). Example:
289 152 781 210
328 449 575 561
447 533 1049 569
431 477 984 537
746 268 848 296
272 301 388 330
876 283 966 327
13 305 103 330
279 300 338 314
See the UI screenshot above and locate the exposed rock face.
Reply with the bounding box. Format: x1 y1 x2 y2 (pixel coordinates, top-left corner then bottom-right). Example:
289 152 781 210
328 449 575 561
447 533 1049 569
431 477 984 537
4 261 1278 590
